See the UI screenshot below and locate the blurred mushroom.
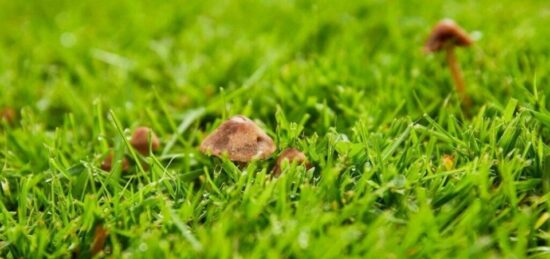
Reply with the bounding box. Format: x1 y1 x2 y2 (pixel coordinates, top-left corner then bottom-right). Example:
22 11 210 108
0 107 16 124
130 127 160 155
441 154 455 170
200 115 276 162
424 19 474 108
90 224 109 256
272 148 310 176
101 151 129 172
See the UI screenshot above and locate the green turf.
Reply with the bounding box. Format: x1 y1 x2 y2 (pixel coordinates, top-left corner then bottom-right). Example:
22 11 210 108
1 0 550 257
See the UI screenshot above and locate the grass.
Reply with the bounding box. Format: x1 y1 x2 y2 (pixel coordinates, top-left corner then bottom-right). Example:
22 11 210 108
1 0 550 257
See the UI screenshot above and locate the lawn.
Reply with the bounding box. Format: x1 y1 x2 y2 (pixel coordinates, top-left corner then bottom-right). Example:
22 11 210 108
1 0 550 257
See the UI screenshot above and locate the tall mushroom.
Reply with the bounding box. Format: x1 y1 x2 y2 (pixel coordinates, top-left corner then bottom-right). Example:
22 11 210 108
424 19 474 108
199 115 276 162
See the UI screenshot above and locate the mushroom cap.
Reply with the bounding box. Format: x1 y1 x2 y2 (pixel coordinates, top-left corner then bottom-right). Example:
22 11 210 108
199 115 276 162
424 19 473 52
273 148 309 175
130 127 160 155
101 151 129 172
0 107 16 124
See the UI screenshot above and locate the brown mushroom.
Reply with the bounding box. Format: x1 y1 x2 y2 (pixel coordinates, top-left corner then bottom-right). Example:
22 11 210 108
90 224 109 256
0 107 16 124
101 151 129 172
272 148 310 176
130 127 160 155
424 19 474 108
199 115 276 162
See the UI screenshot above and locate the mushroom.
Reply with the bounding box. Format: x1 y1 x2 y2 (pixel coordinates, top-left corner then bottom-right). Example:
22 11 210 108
90 224 109 257
101 151 129 172
441 154 455 171
199 115 276 162
272 148 310 176
0 107 16 124
130 127 160 155
424 19 474 108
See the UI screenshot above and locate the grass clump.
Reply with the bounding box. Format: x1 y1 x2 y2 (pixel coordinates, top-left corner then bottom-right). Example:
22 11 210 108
1 0 550 258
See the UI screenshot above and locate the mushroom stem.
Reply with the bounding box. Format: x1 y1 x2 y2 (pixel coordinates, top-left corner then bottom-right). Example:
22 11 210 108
445 46 471 108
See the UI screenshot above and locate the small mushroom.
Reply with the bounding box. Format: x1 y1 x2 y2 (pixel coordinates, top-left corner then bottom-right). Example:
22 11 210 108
272 148 310 176
0 107 16 124
424 19 474 108
130 127 160 155
199 115 276 162
441 154 455 170
101 151 130 172
90 224 109 257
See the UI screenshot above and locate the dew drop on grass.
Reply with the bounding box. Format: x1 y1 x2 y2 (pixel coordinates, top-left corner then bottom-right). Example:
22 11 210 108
272 220 282 235
392 175 406 189
347 229 362 241
298 231 309 249
139 243 148 252
411 67 420 78
60 32 77 48
1 181 10 196
471 31 483 41
364 162 372 171
37 99 49 111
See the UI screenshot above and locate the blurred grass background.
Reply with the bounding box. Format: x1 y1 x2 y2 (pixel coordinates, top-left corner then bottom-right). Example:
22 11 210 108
1 0 548 128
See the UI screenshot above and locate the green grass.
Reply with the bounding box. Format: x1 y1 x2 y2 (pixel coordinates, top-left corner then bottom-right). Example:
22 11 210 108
1 0 550 257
